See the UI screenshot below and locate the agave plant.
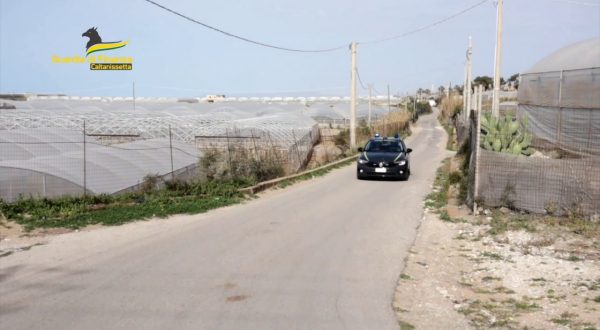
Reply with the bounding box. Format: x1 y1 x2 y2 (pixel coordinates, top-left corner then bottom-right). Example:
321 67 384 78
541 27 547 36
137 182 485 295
480 113 533 156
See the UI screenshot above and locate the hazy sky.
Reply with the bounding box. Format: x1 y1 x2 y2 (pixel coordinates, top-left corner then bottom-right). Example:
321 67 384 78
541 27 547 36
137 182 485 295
1 0 598 97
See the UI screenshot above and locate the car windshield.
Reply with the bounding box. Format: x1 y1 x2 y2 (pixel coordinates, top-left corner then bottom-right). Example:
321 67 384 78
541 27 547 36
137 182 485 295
364 140 403 153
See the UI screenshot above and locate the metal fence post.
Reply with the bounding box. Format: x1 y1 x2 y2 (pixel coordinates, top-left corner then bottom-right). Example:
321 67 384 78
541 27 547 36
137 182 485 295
473 85 483 213
225 128 232 172
250 129 259 160
292 130 302 170
83 120 87 196
557 70 564 149
169 125 174 180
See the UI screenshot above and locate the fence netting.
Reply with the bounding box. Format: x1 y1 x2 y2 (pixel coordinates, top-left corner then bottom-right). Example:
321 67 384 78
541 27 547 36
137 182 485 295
0 122 318 202
458 66 599 216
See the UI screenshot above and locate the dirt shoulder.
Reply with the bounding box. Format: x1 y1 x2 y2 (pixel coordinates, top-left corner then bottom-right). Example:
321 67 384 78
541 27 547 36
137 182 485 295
393 159 600 330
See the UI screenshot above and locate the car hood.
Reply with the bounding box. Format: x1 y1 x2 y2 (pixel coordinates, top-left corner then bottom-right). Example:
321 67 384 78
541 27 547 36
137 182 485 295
363 151 405 162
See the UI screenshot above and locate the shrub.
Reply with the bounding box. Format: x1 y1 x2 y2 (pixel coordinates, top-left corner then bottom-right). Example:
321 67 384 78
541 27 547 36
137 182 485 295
141 174 162 193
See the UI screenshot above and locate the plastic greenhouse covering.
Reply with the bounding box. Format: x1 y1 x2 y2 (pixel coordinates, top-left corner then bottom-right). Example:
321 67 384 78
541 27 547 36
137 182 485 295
518 37 600 156
0 128 199 201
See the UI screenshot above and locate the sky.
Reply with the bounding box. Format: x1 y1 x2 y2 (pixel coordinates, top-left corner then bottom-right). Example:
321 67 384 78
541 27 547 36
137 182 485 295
0 0 599 97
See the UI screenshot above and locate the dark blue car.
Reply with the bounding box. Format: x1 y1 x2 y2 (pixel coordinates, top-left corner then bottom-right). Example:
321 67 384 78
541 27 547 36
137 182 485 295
356 136 412 180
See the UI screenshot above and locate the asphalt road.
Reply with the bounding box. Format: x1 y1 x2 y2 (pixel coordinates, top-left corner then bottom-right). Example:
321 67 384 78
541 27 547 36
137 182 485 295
1 110 448 330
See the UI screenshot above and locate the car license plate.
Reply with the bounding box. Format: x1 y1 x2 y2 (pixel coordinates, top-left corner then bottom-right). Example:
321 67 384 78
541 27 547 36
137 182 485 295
375 168 386 173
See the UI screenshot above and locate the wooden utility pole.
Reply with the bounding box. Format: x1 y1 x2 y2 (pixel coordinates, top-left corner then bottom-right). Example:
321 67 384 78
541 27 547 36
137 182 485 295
465 36 473 121
387 84 391 114
368 84 372 128
492 0 504 117
350 41 357 149
463 62 468 114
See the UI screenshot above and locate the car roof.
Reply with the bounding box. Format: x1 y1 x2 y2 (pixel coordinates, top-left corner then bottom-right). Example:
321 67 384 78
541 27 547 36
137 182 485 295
368 136 404 142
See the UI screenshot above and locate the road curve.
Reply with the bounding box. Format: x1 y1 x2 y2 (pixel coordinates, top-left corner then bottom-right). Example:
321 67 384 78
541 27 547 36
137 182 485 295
1 110 448 330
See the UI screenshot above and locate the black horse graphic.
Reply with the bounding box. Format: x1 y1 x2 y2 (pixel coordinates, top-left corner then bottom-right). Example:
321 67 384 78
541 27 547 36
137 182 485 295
81 27 127 56
82 27 103 51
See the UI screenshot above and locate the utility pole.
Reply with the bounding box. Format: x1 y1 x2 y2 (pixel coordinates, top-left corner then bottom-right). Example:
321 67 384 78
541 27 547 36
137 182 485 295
492 0 504 117
350 41 357 149
463 62 468 114
478 83 483 113
368 84 372 128
413 94 417 121
132 81 136 111
387 84 391 114
465 36 473 121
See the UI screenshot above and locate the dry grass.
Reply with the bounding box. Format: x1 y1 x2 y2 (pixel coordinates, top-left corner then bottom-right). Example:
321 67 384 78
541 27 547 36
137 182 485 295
439 95 463 121
371 110 412 138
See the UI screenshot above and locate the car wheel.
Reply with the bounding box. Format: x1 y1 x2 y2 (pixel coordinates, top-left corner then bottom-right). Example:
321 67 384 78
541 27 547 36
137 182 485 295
400 171 410 181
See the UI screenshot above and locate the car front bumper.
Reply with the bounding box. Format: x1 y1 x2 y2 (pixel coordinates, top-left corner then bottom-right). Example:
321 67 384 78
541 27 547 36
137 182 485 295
357 163 408 178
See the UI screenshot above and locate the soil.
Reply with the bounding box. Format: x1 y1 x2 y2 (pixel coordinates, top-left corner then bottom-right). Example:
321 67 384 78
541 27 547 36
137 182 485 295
394 198 600 329
0 220 71 257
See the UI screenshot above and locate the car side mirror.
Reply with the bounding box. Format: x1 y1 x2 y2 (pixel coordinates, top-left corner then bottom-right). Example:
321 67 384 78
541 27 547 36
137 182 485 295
357 147 363 152
407 148 413 153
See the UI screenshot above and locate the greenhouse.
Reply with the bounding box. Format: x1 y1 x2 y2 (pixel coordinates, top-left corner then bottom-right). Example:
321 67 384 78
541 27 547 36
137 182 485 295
0 100 324 201
518 37 600 155
0 128 200 202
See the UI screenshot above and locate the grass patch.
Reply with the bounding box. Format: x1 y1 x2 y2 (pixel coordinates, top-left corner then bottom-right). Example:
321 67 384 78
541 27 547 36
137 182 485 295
593 295 600 303
398 320 415 330
439 210 452 222
440 121 456 151
487 212 537 235
551 311 577 326
481 251 504 261
0 156 358 231
512 299 540 311
458 297 541 328
424 158 451 212
0 180 243 230
400 273 412 280
482 276 502 282
494 286 516 294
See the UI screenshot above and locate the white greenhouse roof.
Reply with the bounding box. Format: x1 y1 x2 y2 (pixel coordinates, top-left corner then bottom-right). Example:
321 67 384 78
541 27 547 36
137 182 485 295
0 133 199 194
525 38 600 74
0 128 83 161
0 101 319 147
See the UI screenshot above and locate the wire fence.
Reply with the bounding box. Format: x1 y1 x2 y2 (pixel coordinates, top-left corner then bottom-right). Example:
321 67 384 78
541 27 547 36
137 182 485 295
457 78 599 217
0 122 318 202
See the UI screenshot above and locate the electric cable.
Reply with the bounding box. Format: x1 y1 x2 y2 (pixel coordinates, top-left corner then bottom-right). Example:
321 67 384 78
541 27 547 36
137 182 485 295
356 68 369 90
143 0 348 53
359 0 490 45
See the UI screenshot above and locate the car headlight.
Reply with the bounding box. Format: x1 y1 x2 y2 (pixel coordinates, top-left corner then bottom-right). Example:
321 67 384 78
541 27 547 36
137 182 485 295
358 158 368 164
394 160 406 166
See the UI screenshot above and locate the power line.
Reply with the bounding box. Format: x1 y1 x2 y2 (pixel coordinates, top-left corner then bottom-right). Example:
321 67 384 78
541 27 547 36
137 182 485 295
546 0 600 6
359 0 490 45
143 0 348 53
356 68 369 90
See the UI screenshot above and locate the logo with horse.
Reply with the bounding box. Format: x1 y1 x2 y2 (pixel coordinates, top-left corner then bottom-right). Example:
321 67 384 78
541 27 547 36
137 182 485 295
82 27 128 57
51 27 133 70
